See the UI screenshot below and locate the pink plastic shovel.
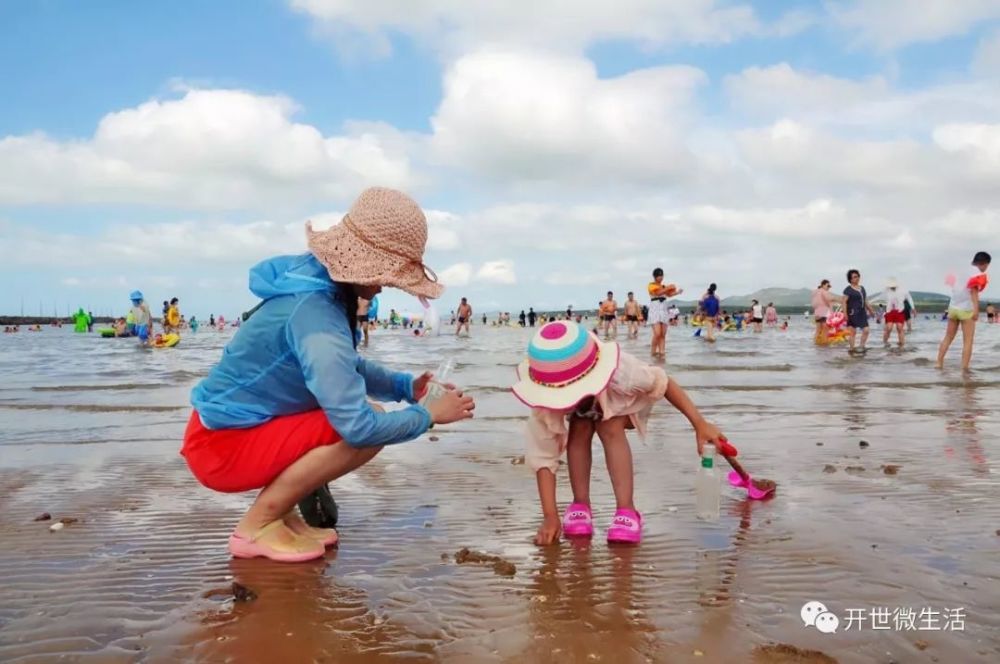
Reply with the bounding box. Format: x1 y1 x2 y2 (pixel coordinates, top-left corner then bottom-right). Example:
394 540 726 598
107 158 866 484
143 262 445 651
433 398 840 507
717 436 775 500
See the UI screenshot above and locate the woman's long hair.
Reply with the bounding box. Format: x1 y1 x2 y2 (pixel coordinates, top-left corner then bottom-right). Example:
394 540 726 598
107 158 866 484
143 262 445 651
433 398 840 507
338 285 360 349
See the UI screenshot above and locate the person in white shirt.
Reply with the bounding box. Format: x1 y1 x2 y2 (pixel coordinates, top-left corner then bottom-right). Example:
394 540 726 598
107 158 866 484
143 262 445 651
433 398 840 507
750 299 764 333
880 278 915 348
936 252 991 370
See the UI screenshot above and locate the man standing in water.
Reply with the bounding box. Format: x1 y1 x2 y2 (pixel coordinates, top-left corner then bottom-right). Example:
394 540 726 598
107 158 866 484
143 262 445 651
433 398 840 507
599 291 618 339
527 307 537 327
357 297 371 347
624 291 641 339
456 297 473 337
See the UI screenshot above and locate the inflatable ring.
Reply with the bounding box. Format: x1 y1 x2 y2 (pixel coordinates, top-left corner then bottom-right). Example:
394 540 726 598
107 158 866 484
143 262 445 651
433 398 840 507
153 333 181 348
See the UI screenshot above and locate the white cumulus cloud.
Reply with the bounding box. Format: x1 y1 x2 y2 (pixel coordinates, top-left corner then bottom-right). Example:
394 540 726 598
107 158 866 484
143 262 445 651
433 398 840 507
0 88 415 209
430 49 704 186
289 0 789 55
437 262 472 287
476 260 516 284
829 0 1000 50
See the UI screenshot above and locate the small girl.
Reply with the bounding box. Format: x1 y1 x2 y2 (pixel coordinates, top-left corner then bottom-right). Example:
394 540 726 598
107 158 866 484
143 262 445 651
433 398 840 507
512 321 723 545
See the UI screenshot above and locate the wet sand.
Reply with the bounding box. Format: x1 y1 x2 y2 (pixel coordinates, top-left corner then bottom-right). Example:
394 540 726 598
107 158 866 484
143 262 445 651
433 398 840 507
1 324 999 662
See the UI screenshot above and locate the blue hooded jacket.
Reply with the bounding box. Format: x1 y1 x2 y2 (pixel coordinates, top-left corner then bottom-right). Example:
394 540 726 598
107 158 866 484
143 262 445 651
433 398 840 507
190 254 432 447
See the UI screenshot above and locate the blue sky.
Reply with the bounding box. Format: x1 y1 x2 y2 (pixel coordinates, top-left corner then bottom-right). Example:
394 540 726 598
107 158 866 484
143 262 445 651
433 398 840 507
2 1 999 317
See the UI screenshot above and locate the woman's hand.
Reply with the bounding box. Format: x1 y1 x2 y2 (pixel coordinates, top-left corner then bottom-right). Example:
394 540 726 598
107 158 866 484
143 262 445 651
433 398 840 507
412 371 433 401
534 515 561 546
426 388 475 425
693 419 724 456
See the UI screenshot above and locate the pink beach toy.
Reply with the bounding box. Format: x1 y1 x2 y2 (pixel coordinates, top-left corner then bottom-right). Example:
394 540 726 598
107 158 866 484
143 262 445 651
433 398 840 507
718 437 775 501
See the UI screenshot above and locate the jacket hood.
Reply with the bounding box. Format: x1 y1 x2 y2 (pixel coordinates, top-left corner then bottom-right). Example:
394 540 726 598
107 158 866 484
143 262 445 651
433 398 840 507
249 253 338 300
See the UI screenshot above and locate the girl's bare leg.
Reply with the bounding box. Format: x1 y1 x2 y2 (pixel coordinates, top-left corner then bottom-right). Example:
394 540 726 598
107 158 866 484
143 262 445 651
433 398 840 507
936 319 960 368
567 417 596 505
960 318 977 370
595 417 636 512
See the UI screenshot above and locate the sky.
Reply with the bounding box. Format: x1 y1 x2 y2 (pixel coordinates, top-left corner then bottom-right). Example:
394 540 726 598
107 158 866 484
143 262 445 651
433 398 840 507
2 0 999 318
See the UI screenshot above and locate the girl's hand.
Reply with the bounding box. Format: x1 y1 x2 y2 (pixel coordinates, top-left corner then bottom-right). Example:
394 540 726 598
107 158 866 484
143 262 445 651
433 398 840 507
534 515 561 546
412 371 433 401
693 420 724 456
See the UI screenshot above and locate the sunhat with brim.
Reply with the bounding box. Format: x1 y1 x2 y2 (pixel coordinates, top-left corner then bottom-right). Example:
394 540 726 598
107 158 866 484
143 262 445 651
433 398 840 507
886 277 899 289
306 187 443 300
512 321 621 411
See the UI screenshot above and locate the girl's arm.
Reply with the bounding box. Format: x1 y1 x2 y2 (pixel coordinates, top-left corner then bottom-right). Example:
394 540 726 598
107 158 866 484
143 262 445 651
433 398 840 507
971 289 980 318
525 411 566 545
664 377 723 455
534 469 561 545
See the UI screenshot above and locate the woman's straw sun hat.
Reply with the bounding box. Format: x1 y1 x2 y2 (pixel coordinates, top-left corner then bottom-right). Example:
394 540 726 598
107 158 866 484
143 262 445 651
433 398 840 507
306 187 443 299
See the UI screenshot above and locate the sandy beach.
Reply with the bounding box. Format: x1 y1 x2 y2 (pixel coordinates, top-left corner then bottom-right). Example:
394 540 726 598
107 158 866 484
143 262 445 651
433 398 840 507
1 323 998 663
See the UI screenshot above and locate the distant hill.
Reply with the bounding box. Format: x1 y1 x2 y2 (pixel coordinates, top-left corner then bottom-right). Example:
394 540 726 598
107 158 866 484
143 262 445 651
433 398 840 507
722 288 812 307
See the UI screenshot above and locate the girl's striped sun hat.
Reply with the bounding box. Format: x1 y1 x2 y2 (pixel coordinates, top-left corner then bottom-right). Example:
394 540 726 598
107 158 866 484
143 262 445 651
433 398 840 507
512 320 620 410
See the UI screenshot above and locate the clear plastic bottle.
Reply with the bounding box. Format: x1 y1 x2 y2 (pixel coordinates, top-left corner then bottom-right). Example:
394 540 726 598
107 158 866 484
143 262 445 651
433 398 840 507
419 357 454 408
695 443 720 520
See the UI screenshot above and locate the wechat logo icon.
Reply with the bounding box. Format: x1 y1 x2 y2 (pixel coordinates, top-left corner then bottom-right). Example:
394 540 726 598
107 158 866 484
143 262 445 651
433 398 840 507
802 601 839 634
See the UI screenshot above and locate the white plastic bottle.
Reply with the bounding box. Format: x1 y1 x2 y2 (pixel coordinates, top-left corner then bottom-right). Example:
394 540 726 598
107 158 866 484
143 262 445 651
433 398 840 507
695 443 720 520
419 358 454 407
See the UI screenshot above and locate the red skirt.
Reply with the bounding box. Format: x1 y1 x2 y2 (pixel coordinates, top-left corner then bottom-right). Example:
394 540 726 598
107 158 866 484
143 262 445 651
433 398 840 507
181 409 341 493
885 310 905 324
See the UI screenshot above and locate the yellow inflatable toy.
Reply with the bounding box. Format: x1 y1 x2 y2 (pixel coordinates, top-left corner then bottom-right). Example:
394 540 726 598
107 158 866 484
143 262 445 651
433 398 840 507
153 333 180 348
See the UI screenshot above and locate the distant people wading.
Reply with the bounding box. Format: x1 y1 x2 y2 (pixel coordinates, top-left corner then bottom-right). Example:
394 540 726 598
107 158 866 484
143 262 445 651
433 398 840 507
811 279 842 345
881 278 914 348
764 302 778 328
843 269 874 353
700 284 721 343
357 297 371 347
647 268 680 357
599 291 618 340
624 292 641 339
456 297 472 337
750 300 764 333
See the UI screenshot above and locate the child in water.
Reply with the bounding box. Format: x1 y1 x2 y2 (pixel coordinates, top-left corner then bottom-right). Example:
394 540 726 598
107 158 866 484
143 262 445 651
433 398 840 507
936 251 991 370
512 320 724 545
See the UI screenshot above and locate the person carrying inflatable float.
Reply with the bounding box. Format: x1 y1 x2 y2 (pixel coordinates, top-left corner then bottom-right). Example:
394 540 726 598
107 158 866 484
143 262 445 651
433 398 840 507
811 279 846 345
181 187 475 562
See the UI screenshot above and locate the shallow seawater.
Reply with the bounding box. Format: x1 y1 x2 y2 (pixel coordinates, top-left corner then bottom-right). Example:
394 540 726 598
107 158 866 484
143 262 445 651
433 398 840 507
0 320 998 663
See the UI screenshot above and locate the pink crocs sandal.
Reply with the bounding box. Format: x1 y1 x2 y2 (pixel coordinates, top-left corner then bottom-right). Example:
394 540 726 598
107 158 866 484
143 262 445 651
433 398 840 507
607 508 642 544
228 520 325 563
562 502 594 538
